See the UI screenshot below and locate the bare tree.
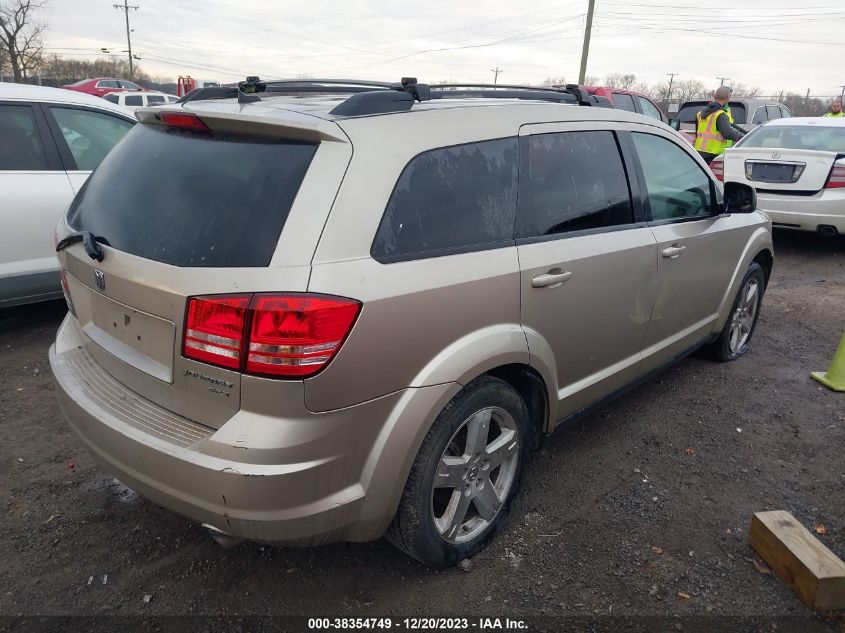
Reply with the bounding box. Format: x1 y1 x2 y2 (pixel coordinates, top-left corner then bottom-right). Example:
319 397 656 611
605 72 637 90
41 55 149 84
0 0 46 83
671 79 709 103
541 75 567 86
729 82 762 98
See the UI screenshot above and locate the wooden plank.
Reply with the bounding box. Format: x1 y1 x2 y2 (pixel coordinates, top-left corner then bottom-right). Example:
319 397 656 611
750 510 845 610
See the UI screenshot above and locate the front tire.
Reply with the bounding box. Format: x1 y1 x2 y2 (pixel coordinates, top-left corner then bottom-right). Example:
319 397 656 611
702 262 766 361
386 376 531 567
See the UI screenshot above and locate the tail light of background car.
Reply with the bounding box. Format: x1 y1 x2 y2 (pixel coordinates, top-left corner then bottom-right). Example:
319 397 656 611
825 164 845 189
709 156 724 181
182 294 361 378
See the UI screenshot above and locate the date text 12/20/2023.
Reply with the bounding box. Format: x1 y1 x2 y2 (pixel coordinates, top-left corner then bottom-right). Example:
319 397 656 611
307 618 529 631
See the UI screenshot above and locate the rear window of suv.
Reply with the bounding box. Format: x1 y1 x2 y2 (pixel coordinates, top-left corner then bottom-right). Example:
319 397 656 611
676 101 747 125
67 123 317 267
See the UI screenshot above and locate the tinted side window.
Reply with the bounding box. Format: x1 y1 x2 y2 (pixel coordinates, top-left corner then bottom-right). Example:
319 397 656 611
98 80 119 89
752 107 767 124
50 107 134 171
103 94 119 104
780 106 792 118
146 95 165 104
766 106 782 121
638 97 663 120
125 95 143 106
519 131 633 238
372 138 517 261
633 132 714 222
613 93 637 112
0 104 48 170
120 81 142 90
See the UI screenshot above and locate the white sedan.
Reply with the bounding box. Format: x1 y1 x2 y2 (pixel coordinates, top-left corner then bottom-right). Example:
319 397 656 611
716 117 845 236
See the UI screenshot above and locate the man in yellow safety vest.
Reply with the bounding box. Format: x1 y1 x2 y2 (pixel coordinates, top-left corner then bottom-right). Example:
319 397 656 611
694 86 744 164
823 100 843 117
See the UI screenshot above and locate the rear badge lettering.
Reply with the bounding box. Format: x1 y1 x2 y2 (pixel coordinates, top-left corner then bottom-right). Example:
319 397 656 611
182 368 234 391
94 269 105 292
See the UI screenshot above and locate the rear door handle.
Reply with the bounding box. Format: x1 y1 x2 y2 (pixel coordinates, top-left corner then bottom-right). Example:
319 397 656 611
531 270 573 289
662 245 687 259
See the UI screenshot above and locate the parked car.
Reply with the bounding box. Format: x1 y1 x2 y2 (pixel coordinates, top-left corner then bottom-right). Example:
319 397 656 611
580 85 667 122
0 83 135 307
51 79 772 567
62 77 147 98
103 90 179 111
718 117 845 236
671 98 793 143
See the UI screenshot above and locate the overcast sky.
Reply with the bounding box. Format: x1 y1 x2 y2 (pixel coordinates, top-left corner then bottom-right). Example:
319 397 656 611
44 0 845 96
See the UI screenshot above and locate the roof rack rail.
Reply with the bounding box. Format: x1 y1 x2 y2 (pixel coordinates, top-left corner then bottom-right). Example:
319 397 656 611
328 77 431 116
429 83 613 108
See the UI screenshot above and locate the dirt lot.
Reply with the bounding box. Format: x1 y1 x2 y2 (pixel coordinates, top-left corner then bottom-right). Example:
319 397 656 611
1 230 844 630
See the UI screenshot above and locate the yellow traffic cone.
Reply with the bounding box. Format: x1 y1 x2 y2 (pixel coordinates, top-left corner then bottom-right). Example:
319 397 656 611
811 334 845 392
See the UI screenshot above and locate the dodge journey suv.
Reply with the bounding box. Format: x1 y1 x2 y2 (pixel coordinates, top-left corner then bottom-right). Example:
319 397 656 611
51 79 773 567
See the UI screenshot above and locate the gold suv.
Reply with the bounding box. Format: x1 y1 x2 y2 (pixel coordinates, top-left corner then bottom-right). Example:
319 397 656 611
51 80 772 567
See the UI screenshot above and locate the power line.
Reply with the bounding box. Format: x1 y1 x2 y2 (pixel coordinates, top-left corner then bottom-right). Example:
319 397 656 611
113 0 139 79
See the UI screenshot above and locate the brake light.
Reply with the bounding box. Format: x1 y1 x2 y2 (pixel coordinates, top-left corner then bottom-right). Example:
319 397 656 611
183 296 249 369
159 112 210 132
825 165 845 189
182 294 361 378
710 156 724 181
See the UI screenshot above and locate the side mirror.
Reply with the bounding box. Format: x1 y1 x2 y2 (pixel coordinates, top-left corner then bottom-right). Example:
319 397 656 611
723 181 757 214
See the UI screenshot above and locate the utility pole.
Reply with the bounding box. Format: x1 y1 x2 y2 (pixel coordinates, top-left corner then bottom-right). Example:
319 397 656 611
490 67 503 84
666 72 678 101
717 76 730 87
838 85 845 102
578 0 597 85
113 0 139 79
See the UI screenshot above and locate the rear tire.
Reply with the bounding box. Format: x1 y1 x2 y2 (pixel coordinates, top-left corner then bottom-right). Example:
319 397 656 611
701 262 766 362
386 376 531 567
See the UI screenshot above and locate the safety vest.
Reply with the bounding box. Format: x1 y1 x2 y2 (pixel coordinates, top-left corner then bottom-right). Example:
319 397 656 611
823 111 844 117
695 109 728 155
724 107 734 148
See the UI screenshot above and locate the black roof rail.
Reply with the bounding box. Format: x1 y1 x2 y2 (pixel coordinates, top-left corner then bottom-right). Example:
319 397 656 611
329 77 431 116
429 83 613 108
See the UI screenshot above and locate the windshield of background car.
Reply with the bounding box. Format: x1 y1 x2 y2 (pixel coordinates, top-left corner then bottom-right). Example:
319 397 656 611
676 102 747 125
67 123 318 267
740 125 845 152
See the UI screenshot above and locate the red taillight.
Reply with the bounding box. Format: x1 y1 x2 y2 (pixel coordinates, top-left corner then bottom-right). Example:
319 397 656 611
159 112 210 132
710 156 724 181
183 296 249 370
826 165 845 189
182 294 361 378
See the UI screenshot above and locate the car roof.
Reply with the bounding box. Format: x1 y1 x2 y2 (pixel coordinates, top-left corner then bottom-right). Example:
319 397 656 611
679 98 782 107
763 116 845 127
0 81 133 117
179 92 669 127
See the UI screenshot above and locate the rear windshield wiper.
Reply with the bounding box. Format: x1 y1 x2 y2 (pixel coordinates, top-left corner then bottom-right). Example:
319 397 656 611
56 231 110 262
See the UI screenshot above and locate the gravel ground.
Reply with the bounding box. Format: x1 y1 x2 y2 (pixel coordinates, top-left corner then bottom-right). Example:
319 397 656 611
1 230 844 631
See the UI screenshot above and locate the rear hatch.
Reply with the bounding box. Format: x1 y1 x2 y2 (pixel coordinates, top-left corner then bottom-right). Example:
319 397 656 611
56 104 352 429
723 123 845 193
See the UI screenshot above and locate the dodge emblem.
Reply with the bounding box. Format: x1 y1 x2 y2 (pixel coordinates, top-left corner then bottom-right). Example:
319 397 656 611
772 151 782 159
94 269 105 292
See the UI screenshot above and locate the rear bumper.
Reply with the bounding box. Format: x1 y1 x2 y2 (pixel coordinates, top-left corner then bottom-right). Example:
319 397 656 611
50 316 457 546
757 190 845 233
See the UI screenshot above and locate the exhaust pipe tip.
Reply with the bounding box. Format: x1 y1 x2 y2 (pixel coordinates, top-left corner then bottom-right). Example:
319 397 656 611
202 523 244 549
818 225 838 237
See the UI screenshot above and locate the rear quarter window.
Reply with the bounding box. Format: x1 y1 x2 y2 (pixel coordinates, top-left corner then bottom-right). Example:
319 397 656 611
371 138 518 262
67 123 318 267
